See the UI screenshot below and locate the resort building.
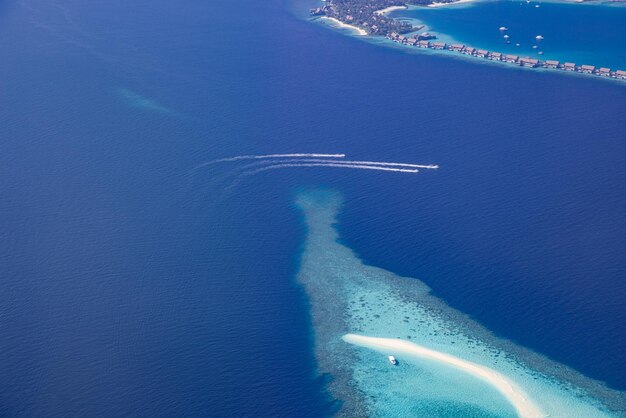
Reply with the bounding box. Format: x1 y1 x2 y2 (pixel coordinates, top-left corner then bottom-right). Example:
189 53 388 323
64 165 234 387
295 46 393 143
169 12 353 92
383 29 623 82
580 65 595 74
432 42 446 50
563 62 576 71
463 47 476 55
418 33 436 40
519 58 540 68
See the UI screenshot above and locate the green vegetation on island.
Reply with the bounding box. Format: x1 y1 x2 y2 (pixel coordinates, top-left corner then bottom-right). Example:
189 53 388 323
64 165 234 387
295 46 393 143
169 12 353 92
310 0 455 35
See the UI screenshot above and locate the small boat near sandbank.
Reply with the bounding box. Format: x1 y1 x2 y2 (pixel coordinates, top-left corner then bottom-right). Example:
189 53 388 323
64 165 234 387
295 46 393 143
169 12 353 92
388 355 398 365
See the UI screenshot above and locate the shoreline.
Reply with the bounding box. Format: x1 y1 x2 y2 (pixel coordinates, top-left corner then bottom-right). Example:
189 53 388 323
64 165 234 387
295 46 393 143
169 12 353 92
427 0 478 7
343 334 545 418
319 16 368 36
310 0 626 83
374 5 408 15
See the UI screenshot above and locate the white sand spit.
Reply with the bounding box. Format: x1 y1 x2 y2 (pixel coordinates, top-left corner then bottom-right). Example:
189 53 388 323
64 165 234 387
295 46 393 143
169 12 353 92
321 17 367 36
428 0 477 7
343 334 546 418
374 5 407 15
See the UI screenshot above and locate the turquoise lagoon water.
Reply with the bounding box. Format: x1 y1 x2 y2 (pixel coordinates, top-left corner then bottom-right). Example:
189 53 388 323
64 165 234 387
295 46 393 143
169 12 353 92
391 1 626 70
296 189 625 417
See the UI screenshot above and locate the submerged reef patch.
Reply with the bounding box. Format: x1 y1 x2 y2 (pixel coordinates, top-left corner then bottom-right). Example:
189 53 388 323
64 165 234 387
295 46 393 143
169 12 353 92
118 88 181 116
295 188 625 417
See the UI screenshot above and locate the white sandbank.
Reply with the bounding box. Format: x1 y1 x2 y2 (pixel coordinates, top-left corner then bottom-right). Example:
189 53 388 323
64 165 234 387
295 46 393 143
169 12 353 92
428 0 477 7
343 334 546 418
374 5 407 15
320 17 368 36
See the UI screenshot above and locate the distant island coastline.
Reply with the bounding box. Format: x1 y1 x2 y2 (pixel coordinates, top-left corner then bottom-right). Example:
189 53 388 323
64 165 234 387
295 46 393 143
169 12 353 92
311 0 626 81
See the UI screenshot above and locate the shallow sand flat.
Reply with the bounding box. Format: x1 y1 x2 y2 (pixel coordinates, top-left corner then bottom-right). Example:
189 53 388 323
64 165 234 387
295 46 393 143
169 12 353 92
343 334 544 418
295 189 625 417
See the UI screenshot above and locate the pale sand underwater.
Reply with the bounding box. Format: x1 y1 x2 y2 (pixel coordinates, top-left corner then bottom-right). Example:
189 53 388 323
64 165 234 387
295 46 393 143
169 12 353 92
343 334 544 418
295 189 625 417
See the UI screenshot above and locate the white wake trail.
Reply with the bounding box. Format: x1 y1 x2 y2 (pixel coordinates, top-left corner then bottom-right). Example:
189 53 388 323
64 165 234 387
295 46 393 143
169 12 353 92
191 153 347 172
281 158 438 170
226 162 418 190
249 163 419 175
219 158 438 180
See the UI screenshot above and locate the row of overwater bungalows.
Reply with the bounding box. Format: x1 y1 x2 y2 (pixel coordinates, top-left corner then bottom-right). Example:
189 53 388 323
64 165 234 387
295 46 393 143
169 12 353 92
387 33 626 80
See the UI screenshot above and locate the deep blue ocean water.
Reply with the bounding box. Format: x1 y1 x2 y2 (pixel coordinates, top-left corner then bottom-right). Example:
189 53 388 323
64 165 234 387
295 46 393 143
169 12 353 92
0 0 625 416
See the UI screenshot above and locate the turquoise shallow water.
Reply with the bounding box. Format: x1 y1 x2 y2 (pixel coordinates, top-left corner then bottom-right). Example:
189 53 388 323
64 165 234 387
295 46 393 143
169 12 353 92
295 189 626 416
391 0 626 70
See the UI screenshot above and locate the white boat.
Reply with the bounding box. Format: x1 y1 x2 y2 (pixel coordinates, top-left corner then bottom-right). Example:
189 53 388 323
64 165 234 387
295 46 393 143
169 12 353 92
388 355 397 365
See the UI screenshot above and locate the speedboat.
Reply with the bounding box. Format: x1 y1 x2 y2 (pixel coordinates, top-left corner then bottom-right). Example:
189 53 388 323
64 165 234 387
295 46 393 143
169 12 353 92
388 356 398 365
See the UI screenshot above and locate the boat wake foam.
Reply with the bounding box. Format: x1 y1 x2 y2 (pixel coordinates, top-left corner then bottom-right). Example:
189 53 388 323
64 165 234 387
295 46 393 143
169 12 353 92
190 153 438 193
191 153 347 172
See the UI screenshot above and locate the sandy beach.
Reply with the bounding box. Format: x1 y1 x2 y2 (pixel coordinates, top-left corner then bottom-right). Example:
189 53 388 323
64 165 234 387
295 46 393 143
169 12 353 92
320 17 367 36
428 0 477 7
343 334 546 418
374 5 407 15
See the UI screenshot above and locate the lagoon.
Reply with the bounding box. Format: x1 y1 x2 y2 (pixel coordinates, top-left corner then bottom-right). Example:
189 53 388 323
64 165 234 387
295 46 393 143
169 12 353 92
392 0 626 70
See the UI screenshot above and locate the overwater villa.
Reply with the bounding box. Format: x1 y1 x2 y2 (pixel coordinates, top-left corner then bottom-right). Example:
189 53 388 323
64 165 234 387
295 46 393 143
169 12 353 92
580 65 595 74
519 57 540 68
463 47 476 56
563 62 576 71
382 33 625 81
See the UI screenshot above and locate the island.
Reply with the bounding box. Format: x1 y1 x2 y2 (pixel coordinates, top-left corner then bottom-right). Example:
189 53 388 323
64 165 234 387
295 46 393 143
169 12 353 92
312 0 471 36
310 0 626 81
